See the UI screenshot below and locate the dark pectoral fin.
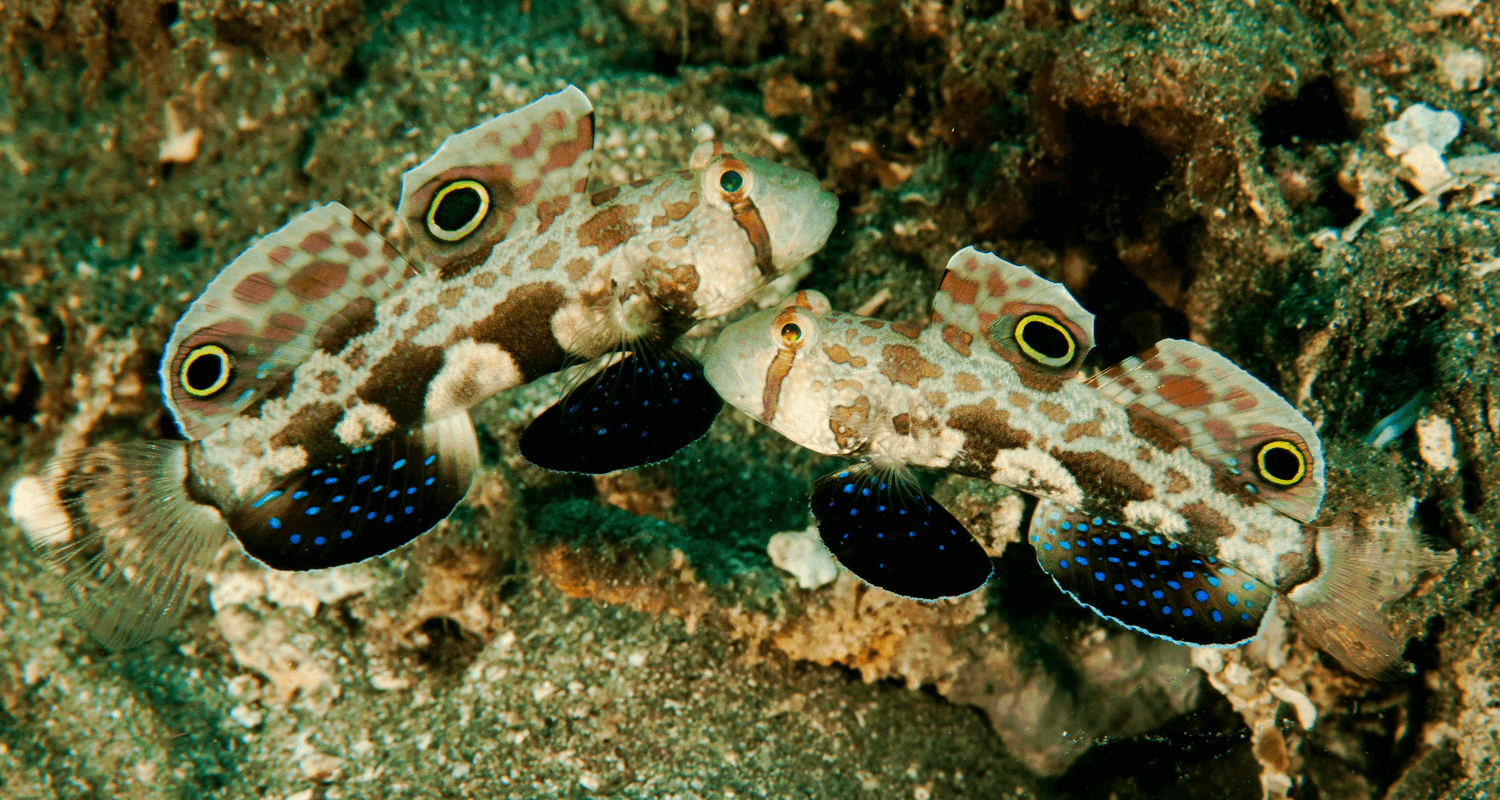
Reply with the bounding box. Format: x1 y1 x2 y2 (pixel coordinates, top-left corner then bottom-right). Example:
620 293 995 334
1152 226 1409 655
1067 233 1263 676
229 412 478 571
810 466 992 600
1028 499 1273 647
520 349 723 474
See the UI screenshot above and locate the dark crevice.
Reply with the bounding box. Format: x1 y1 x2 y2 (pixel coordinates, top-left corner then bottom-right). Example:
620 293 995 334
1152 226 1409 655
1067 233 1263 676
0 364 42 423
1051 688 1257 800
1015 112 1188 364
411 616 486 678
1254 75 1355 150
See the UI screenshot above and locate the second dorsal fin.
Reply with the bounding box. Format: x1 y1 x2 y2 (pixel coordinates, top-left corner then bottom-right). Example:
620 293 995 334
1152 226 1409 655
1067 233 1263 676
161 203 416 440
1091 339 1326 522
398 84 595 279
931 247 1095 382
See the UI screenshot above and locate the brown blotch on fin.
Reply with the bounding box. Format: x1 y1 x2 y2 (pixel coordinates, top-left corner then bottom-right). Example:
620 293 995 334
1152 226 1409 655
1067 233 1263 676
314 297 377 355
1125 403 1188 454
941 324 972 356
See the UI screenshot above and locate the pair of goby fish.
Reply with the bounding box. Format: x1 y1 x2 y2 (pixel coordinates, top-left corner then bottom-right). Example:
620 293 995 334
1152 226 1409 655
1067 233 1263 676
20 85 1448 678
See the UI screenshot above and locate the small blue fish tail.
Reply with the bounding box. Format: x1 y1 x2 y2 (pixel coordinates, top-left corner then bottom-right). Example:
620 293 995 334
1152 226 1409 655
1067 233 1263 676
1286 520 1455 679
12 442 229 649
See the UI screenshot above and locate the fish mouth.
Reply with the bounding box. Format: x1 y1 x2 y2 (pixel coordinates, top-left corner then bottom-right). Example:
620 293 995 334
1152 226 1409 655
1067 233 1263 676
702 312 774 421
743 158 838 271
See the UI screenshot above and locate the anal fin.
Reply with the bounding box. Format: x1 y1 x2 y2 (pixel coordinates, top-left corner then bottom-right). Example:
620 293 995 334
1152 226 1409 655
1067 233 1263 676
520 348 722 474
227 411 479 571
1028 499 1273 647
810 464 992 600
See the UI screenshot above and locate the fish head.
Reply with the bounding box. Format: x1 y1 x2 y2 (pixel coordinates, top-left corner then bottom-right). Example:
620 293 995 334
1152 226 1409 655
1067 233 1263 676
667 143 836 320
705 289 858 455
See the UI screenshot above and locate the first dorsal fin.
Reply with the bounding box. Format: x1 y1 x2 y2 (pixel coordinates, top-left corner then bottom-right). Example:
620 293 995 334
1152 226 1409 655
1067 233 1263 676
398 84 595 278
161 203 416 440
932 247 1095 382
1090 339 1326 522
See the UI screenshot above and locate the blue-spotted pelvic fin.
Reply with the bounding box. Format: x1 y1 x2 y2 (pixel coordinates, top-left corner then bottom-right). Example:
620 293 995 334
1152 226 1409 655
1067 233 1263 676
398 84 594 278
227 411 479 571
161 203 417 440
810 464 993 600
23 442 230 649
520 347 723 474
931 247 1095 382
1028 499 1273 646
1090 339 1326 522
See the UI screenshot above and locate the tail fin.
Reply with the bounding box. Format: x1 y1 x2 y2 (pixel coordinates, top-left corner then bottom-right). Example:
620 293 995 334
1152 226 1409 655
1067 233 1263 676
1286 519 1455 678
9 442 229 649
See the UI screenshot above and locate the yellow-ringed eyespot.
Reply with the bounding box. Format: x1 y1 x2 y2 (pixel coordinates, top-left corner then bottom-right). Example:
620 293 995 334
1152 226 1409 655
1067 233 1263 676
1014 314 1076 368
180 344 233 398
426 179 490 242
1256 440 1306 486
780 322 803 346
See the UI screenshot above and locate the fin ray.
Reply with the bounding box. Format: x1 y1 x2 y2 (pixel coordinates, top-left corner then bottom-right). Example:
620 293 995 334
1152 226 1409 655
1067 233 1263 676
18 442 230 649
1288 520 1455 678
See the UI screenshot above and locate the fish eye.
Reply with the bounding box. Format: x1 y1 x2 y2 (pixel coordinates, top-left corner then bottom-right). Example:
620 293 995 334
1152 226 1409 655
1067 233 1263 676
181 344 232 398
706 158 754 203
780 322 802 346
1256 440 1306 486
426 179 490 242
1014 314 1075 368
719 169 744 194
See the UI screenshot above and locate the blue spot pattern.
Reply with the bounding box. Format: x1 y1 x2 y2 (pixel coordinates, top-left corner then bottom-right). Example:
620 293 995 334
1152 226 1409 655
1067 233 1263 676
228 423 468 571
810 466 992 600
519 347 722 474
1027 500 1271 647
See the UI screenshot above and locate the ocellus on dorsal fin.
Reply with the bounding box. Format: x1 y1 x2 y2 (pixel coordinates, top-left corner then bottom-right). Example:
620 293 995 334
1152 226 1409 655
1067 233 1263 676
931 246 1096 381
397 84 595 278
